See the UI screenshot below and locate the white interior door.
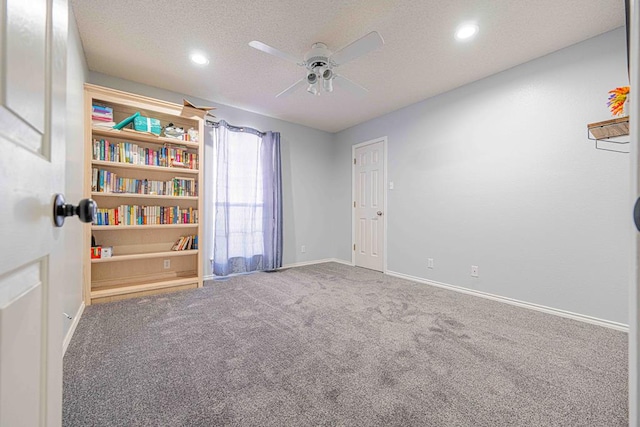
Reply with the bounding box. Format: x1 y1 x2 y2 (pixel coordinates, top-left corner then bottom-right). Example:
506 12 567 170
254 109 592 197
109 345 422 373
0 0 68 425
353 139 385 271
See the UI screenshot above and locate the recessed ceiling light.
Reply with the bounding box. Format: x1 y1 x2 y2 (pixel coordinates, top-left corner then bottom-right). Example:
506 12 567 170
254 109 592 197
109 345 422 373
190 53 209 65
455 23 479 41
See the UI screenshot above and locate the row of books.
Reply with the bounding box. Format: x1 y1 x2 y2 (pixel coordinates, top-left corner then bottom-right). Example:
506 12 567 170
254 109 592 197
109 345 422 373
93 205 198 226
92 139 198 170
92 105 115 128
91 168 197 197
171 235 198 251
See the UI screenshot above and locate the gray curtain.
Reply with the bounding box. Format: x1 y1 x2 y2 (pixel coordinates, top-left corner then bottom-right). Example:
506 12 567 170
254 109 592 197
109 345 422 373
209 120 282 276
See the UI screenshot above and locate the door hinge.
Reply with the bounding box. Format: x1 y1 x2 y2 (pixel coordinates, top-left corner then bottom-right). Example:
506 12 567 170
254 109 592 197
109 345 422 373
353 201 356 208
353 158 356 165
353 244 356 251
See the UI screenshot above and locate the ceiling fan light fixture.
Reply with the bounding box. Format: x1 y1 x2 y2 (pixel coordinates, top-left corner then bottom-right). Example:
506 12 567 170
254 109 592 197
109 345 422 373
307 82 319 95
323 78 333 93
322 68 333 80
307 72 317 84
455 23 479 41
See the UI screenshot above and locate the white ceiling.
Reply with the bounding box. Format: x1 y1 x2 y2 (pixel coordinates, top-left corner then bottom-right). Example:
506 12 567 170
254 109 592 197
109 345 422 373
70 0 624 133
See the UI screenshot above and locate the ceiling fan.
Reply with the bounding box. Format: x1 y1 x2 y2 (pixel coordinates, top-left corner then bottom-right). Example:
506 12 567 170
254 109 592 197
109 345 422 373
249 31 384 98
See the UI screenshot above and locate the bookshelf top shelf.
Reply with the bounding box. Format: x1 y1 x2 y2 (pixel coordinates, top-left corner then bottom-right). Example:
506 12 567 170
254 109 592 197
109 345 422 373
92 127 200 149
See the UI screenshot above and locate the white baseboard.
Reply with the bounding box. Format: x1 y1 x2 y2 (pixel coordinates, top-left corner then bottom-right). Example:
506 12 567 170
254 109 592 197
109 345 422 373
385 270 629 332
203 259 350 281
281 258 354 269
281 258 334 269
328 258 354 266
63 301 85 355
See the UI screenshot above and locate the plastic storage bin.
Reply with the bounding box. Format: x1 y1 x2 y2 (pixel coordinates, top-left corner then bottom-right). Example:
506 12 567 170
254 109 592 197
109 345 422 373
133 115 161 135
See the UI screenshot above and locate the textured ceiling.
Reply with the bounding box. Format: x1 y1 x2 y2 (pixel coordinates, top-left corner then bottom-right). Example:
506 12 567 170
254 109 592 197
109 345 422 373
70 0 624 133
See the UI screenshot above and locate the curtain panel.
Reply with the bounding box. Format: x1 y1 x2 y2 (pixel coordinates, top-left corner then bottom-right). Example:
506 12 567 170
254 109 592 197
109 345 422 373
207 121 282 276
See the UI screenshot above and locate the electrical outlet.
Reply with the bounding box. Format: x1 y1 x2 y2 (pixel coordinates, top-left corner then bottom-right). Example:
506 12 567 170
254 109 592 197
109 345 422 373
163 259 171 269
427 258 434 269
471 265 479 277
301 245 306 253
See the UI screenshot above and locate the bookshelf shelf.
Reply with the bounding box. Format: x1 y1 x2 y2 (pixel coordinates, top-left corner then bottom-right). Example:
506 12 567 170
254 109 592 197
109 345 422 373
91 250 198 263
91 192 198 201
92 126 200 149
84 84 204 305
91 159 198 175
91 223 198 231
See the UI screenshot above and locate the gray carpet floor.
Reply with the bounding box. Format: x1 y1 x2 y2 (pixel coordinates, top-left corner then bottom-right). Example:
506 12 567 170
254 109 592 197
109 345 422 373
63 262 628 426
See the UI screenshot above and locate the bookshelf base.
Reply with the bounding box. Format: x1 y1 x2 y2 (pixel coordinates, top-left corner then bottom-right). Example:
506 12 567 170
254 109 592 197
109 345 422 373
89 273 201 305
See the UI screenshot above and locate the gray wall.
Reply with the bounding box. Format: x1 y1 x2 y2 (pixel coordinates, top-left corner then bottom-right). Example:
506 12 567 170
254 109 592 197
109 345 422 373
87 72 336 276
63 9 89 339
333 28 630 324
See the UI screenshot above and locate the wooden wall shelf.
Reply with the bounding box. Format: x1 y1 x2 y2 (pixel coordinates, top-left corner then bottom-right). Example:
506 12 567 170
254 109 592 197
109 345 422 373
587 116 629 153
587 116 629 139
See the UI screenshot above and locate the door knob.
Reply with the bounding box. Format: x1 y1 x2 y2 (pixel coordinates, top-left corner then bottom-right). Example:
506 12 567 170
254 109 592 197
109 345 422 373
377 211 383 216
53 194 97 227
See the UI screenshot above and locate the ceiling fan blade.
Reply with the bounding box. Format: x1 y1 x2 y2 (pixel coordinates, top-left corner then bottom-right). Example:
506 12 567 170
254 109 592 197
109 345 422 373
249 40 300 64
276 78 306 98
329 31 384 66
333 74 369 96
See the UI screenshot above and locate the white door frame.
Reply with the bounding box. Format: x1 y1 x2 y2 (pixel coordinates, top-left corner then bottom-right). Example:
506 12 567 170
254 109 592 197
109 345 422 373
351 137 388 272
629 0 639 424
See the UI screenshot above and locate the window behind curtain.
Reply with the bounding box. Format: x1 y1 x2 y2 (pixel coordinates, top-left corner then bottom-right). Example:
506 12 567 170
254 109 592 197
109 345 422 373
225 130 264 257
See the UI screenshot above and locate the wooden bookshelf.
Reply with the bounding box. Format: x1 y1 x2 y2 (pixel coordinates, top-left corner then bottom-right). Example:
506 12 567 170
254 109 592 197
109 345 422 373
84 84 204 305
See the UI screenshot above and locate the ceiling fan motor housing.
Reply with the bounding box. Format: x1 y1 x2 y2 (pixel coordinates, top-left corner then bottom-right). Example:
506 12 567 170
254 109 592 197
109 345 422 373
304 42 332 72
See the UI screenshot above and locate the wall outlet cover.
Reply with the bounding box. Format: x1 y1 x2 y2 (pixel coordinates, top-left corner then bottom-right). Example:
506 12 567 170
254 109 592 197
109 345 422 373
471 265 479 277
